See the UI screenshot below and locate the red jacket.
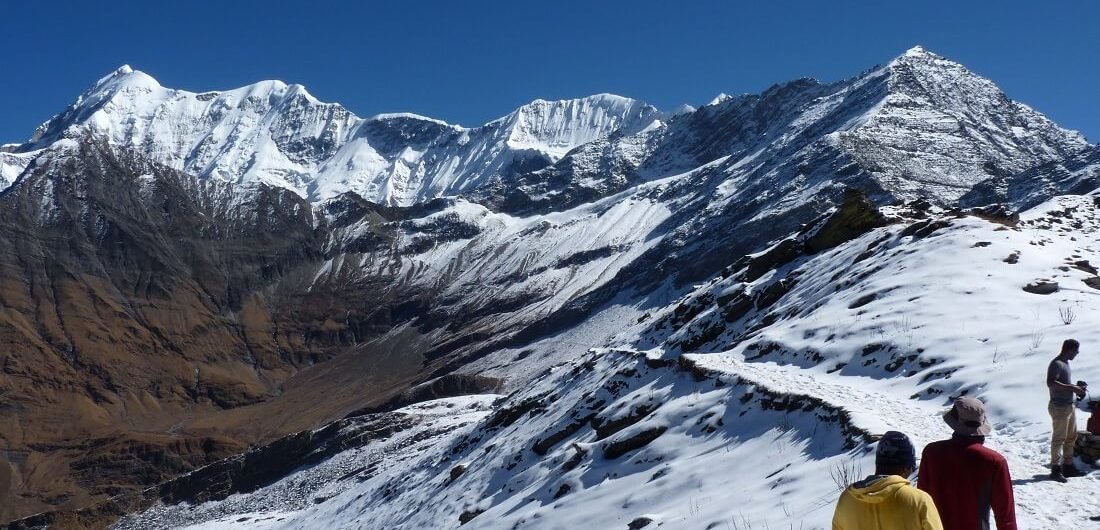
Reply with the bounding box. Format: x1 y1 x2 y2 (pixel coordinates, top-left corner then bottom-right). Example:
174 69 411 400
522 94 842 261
917 436 1016 530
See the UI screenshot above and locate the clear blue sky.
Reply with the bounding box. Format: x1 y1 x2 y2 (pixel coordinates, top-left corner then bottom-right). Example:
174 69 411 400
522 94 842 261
3 0 1097 142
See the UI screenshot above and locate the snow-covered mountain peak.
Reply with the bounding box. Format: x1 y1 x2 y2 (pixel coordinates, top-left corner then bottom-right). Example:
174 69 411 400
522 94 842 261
20 66 345 153
93 64 155 88
368 112 458 129
879 45 1054 116
510 93 638 113
900 44 932 58
880 45 965 80
705 93 732 106
826 46 1091 202
668 103 696 116
89 64 163 98
496 94 660 157
23 66 162 147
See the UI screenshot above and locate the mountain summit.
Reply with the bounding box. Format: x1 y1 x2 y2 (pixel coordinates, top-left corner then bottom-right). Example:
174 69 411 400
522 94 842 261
838 45 1087 200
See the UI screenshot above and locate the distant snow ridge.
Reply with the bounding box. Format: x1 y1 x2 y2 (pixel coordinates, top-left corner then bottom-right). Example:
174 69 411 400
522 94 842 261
465 45 1089 223
15 67 660 205
9 46 1090 211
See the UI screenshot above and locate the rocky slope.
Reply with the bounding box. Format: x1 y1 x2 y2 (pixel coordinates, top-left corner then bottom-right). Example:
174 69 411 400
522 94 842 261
962 144 1100 210
0 137 332 521
0 46 1097 527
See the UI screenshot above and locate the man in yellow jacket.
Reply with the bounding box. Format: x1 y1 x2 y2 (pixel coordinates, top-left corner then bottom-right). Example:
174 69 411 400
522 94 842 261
833 431 943 530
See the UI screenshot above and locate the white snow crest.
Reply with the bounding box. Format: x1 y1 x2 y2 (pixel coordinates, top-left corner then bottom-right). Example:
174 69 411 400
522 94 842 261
19 71 663 206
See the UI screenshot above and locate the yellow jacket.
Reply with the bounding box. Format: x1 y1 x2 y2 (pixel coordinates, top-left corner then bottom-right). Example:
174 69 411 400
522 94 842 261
832 475 943 530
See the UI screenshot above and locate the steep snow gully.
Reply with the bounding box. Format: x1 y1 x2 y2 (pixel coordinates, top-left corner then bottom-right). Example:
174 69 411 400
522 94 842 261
2 45 1099 529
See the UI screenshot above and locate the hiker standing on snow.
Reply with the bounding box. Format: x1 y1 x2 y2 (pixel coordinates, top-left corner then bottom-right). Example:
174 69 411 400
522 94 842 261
1047 338 1086 482
918 397 1016 530
832 431 943 530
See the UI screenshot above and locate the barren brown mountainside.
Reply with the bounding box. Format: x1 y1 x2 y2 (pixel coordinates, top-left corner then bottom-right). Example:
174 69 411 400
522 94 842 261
0 138 493 525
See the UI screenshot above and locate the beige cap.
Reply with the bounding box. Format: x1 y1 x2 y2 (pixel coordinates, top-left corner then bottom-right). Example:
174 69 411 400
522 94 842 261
944 396 992 436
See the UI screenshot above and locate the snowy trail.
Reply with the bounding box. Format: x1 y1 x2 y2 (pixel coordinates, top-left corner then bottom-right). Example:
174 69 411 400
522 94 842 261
689 354 1100 526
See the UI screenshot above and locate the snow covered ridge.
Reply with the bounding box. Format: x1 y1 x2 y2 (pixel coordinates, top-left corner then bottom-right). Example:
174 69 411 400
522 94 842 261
7 46 1091 210
467 45 1090 219
11 66 661 205
114 350 869 530
108 195 1100 528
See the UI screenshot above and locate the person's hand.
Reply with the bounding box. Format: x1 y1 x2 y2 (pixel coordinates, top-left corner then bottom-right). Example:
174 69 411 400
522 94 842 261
1074 386 1088 398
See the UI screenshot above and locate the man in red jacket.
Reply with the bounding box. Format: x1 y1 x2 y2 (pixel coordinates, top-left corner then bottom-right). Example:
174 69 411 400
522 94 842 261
918 397 1016 530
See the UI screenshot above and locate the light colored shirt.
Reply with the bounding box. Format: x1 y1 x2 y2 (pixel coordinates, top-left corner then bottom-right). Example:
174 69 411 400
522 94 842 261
1048 358 1074 405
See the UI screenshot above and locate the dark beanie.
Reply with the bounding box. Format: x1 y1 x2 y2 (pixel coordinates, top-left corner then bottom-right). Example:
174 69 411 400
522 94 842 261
876 431 917 469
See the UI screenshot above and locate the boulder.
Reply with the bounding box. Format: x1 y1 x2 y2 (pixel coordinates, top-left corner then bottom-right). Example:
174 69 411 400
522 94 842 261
1023 281 1059 295
755 278 797 310
804 189 888 253
718 288 754 322
604 427 668 459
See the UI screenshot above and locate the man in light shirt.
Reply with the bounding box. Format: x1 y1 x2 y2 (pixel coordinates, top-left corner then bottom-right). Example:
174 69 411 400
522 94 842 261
1047 338 1086 482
